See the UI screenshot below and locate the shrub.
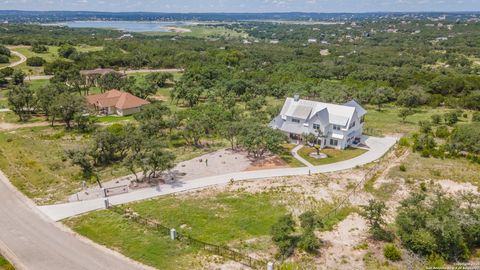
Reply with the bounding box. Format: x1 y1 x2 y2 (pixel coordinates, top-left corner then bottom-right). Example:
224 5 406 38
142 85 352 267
383 244 402 261
398 137 409 147
431 114 442 125
31 44 48 53
271 214 295 257
444 112 458 126
426 253 445 267
372 227 395 242
299 211 319 229
26 56 46 67
0 45 10 56
0 67 14 76
435 125 450 138
472 112 480 122
449 123 480 154
298 228 320 253
0 54 9 64
396 192 476 261
418 120 432 134
399 164 406 172
421 149 430 158
58 45 77 59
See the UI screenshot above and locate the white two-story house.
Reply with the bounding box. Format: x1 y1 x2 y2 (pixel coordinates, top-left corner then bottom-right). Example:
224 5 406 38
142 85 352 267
270 95 367 149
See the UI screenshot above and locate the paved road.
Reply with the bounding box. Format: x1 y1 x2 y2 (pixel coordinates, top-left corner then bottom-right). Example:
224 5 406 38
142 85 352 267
40 136 398 221
0 171 152 270
26 69 184 81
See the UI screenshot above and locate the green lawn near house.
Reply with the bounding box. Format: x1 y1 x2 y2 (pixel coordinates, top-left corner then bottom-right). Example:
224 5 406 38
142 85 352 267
298 146 368 166
64 192 287 269
91 115 134 123
279 144 305 167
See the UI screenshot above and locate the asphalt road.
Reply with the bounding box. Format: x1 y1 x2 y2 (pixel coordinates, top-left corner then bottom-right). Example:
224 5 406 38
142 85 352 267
0 171 152 270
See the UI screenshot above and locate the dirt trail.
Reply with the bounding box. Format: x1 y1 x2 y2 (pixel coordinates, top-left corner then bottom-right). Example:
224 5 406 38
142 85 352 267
1 50 27 69
0 121 51 131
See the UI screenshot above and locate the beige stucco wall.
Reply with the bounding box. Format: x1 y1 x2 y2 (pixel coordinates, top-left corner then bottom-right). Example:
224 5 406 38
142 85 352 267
117 107 141 116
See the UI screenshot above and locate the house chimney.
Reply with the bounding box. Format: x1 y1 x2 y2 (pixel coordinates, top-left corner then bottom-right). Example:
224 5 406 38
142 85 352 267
293 95 300 102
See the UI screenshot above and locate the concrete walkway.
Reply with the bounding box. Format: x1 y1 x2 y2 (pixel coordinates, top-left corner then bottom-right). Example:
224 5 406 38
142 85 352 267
39 136 397 221
0 171 152 270
290 144 314 167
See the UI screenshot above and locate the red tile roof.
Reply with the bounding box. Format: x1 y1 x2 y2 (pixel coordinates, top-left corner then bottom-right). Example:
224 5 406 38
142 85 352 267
86 90 150 110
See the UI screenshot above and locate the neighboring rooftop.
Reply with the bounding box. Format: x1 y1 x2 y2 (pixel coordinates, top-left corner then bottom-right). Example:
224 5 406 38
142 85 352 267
86 89 150 110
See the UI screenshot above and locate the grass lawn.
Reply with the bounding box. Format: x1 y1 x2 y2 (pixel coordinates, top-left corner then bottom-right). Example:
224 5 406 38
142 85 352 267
0 255 14 270
363 105 472 136
26 79 50 90
298 146 368 166
0 111 45 124
91 115 134 123
279 144 305 167
0 126 131 204
64 210 201 270
0 99 7 109
388 152 480 188
65 192 287 269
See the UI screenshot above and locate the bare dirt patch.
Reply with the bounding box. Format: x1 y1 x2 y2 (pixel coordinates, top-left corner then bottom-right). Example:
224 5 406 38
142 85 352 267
316 213 369 269
245 155 289 171
437 179 479 195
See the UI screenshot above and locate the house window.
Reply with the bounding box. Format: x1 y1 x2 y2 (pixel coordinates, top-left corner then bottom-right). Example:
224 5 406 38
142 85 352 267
349 121 356 129
292 118 300 123
360 116 365 123
333 125 341 131
330 139 338 146
313 123 320 130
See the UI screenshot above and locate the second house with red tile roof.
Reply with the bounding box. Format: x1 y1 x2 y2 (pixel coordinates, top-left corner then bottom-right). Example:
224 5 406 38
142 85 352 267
86 89 150 116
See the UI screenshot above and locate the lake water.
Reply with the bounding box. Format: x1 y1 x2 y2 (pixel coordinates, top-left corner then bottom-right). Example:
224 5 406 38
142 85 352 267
47 21 196 32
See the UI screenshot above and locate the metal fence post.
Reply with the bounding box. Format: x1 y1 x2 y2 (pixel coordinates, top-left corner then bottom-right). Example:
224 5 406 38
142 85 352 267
170 228 177 240
103 198 109 209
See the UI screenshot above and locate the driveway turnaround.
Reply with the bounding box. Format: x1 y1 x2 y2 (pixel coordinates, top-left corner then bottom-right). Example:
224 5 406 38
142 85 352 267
0 171 151 270
40 136 397 221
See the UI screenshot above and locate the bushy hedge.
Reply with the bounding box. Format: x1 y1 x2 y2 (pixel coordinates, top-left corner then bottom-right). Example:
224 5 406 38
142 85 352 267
0 54 9 64
26 56 46 67
396 192 480 262
383 244 402 261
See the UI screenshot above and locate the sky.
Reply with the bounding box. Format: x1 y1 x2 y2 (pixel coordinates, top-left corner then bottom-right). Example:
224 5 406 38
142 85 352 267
1 0 479 13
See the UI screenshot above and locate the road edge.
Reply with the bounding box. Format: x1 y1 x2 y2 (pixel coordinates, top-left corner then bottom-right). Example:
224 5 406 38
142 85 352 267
0 170 156 270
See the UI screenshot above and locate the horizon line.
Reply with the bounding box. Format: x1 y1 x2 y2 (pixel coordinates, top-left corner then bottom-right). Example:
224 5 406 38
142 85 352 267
1 9 480 14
